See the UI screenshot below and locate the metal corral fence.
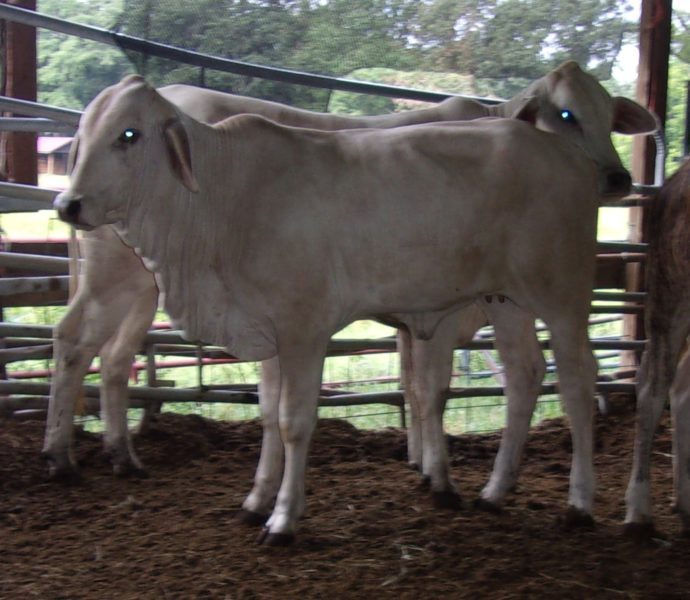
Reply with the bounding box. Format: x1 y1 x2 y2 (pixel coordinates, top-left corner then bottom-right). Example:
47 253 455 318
0 3 659 430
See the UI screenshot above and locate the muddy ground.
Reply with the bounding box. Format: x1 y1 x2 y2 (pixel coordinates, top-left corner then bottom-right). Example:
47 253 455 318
1 404 689 599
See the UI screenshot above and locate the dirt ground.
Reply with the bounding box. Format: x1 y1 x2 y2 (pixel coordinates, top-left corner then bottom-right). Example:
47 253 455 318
1 404 689 599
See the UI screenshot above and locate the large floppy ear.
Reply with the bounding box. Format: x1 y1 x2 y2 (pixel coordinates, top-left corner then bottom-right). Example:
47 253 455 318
163 118 199 192
67 133 80 175
510 95 540 125
612 97 658 135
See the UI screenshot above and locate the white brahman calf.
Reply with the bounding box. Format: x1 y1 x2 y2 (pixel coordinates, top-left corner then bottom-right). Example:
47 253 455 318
55 75 602 544
44 63 655 515
625 160 690 536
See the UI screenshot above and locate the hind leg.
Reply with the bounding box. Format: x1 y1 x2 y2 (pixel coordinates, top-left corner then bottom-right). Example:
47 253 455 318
625 319 688 531
99 283 158 476
44 292 129 479
407 316 462 508
671 344 690 532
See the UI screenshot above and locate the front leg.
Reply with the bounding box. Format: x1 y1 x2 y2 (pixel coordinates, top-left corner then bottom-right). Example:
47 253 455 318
397 328 422 469
478 300 545 510
260 340 327 546
43 292 126 480
238 355 284 525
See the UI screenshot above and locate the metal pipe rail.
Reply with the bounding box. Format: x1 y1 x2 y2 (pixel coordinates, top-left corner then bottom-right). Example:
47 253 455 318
0 379 636 415
0 94 81 125
0 252 72 274
0 117 76 134
0 321 649 364
0 3 499 105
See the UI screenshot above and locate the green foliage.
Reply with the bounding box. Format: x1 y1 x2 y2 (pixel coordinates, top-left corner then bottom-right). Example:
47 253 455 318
664 57 690 172
36 0 639 110
37 0 131 108
415 0 637 97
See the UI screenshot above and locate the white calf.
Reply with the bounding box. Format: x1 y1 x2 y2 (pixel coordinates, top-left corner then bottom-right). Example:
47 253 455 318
55 76 601 544
43 63 655 517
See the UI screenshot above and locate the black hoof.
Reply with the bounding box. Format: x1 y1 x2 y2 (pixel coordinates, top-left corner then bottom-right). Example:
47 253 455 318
257 528 295 546
418 475 431 491
558 506 595 530
235 509 269 527
432 490 463 511
113 463 150 479
622 521 659 542
473 497 503 514
42 454 82 485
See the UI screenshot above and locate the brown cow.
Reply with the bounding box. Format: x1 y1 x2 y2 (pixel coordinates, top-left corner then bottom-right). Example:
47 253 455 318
626 158 690 536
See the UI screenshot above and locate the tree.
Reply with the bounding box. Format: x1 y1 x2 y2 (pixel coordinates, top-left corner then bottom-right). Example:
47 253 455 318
415 0 636 97
37 0 131 109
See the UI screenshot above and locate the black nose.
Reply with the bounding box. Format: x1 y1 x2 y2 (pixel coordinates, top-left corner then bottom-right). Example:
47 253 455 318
603 170 632 196
65 199 81 219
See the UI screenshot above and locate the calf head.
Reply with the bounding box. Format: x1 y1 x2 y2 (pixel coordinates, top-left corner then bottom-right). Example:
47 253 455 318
514 61 657 196
54 75 198 229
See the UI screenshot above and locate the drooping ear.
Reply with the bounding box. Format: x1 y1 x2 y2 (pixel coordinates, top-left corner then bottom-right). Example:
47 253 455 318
67 133 80 174
163 118 199 192
510 95 540 125
612 96 658 135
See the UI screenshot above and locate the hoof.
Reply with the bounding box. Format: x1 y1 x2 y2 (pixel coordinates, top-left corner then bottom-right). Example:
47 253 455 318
623 521 659 542
432 489 463 511
558 506 595 530
418 475 431 491
42 454 81 485
257 528 295 546
473 497 502 514
113 462 150 479
235 509 269 527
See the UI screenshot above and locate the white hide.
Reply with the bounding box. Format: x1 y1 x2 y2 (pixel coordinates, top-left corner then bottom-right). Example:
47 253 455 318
44 63 655 525
55 76 602 543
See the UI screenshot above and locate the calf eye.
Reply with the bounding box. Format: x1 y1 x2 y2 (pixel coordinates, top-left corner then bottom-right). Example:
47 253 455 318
118 128 141 145
559 109 578 125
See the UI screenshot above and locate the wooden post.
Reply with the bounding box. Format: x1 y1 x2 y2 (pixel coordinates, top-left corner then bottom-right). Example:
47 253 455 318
623 0 671 369
1 0 37 185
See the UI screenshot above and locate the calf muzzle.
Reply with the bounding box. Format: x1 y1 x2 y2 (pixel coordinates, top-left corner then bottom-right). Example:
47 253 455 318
602 168 632 197
53 192 83 226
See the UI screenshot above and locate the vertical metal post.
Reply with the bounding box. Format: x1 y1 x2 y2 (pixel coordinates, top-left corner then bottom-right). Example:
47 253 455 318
1 0 37 185
623 0 671 369
684 81 690 157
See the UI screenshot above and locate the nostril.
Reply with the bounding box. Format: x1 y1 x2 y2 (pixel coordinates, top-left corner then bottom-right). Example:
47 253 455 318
65 199 82 220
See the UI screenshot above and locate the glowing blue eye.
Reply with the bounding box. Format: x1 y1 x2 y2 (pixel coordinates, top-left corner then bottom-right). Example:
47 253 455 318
560 109 577 124
118 128 140 144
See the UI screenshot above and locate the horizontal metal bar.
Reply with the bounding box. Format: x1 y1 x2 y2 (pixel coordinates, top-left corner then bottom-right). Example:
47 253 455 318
597 241 648 253
0 117 76 133
0 344 52 364
0 4 498 105
0 252 72 274
0 181 59 204
0 276 69 296
0 197 56 213
0 321 648 353
0 95 82 125
592 291 645 302
0 379 636 413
